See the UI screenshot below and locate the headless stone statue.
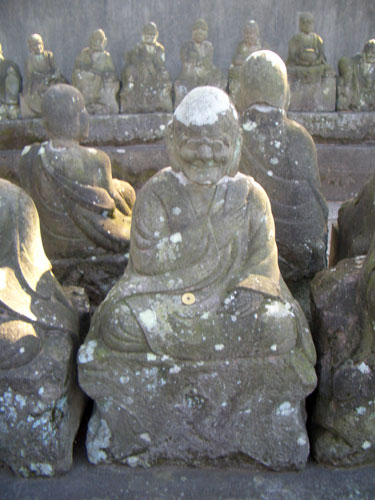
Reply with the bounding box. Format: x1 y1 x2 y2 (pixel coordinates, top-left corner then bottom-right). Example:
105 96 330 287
0 179 84 477
174 19 226 107
21 34 66 118
72 29 119 115
239 50 328 317
19 84 135 303
337 40 375 111
0 43 22 120
228 20 261 108
311 231 375 466
120 22 172 113
78 87 316 470
286 13 335 111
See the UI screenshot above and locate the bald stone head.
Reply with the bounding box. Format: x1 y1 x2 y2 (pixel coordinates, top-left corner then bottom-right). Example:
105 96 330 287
28 33 44 55
168 86 242 184
299 12 315 34
192 18 208 44
89 29 107 51
42 84 89 141
240 50 289 111
142 22 159 44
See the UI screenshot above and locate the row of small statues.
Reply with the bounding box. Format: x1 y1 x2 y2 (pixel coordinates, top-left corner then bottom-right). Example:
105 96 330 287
1 13 375 120
1 49 374 476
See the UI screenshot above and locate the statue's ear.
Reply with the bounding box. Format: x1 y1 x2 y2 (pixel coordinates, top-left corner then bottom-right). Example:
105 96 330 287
227 128 243 177
166 119 178 169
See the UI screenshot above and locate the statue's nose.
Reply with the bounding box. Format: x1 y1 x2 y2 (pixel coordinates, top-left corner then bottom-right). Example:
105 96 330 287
197 143 213 161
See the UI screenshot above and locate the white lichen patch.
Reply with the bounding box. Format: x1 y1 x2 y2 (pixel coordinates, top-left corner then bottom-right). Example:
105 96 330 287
169 365 181 374
358 362 371 375
270 344 277 352
175 87 235 127
362 441 371 450
273 140 281 149
87 418 111 465
15 394 26 409
127 456 140 467
215 344 224 351
78 340 97 364
265 301 292 319
160 124 166 131
243 120 257 132
147 353 157 362
21 145 32 156
30 462 53 476
267 170 273 176
276 401 295 417
139 309 157 331
297 435 307 446
38 387 44 396
140 432 151 443
172 207 182 216
116 148 126 153
356 406 367 415
170 232 182 244
270 157 279 165
37 145 45 156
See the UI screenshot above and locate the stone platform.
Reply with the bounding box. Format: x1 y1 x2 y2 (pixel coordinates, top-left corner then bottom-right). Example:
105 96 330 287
0 112 374 199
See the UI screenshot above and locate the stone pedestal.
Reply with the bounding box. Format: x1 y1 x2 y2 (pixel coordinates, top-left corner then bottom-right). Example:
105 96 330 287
79 343 316 470
288 77 336 112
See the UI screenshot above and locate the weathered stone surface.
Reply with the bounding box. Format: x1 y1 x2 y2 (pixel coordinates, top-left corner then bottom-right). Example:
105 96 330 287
239 51 328 285
72 29 119 115
337 169 375 261
78 87 316 470
0 179 84 477
20 34 66 118
0 44 22 120
120 22 172 114
228 20 261 108
337 40 375 111
286 13 336 112
174 19 226 107
310 234 375 467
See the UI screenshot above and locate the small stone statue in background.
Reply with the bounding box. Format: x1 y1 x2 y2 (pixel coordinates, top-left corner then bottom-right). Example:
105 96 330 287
174 19 226 106
311 230 375 466
0 43 22 120
228 20 261 108
120 22 172 113
72 29 120 115
239 50 328 319
19 84 135 304
21 33 66 118
78 86 316 471
337 40 375 111
286 12 336 111
0 179 84 477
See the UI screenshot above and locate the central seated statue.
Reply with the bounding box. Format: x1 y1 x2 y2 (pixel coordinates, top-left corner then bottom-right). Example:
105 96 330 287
78 87 316 470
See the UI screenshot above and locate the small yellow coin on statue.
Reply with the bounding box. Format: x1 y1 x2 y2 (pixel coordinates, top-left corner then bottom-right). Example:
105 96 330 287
181 292 196 305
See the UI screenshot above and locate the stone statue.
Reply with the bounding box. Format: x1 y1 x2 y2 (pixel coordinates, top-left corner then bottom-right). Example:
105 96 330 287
311 231 375 466
19 84 135 303
174 19 226 107
228 20 261 108
72 29 120 115
286 13 335 111
0 179 84 476
21 34 66 118
337 40 375 111
0 43 22 120
78 87 316 470
239 50 328 317
337 170 375 261
120 22 172 114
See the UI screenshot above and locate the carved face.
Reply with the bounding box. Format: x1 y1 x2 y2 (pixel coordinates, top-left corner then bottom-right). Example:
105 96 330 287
299 15 314 35
192 28 208 44
244 24 259 45
29 35 44 55
142 25 158 45
90 31 107 52
364 41 375 64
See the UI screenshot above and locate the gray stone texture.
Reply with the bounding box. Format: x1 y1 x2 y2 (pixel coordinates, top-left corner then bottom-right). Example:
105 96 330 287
0 179 84 476
288 77 336 112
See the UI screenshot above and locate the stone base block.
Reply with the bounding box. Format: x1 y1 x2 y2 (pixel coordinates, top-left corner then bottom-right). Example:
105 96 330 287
78 343 316 470
288 77 336 112
0 333 85 477
311 257 375 466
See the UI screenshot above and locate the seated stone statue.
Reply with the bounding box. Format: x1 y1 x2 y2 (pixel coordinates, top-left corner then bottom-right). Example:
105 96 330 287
228 20 261 108
311 231 375 466
72 29 120 115
0 179 84 476
174 19 226 107
78 87 316 470
286 13 335 111
0 43 22 120
19 84 135 303
336 170 375 261
239 50 328 317
21 33 66 118
120 22 172 113
337 40 375 111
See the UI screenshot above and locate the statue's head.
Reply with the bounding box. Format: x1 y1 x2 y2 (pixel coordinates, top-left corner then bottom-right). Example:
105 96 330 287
240 50 289 111
299 12 315 34
167 86 242 185
89 29 107 51
244 20 260 45
28 34 44 55
363 39 375 64
42 84 89 142
142 22 158 45
192 18 208 44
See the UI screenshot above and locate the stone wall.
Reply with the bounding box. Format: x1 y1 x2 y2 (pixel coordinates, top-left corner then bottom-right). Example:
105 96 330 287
1 0 374 82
